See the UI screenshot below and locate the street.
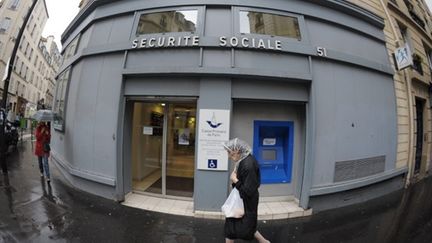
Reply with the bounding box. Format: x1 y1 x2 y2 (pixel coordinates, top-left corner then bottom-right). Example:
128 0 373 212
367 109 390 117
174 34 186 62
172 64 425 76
1 140 431 243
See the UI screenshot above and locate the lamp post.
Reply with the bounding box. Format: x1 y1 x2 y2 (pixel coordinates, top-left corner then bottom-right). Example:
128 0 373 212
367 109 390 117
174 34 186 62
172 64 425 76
1 0 39 174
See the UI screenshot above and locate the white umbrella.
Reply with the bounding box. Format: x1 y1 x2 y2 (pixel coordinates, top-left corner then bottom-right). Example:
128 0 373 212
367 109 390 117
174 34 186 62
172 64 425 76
32 109 55 122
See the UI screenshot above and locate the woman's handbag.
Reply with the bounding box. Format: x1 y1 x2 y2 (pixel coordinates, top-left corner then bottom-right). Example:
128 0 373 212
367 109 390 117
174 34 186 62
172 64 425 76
43 143 51 152
221 187 244 218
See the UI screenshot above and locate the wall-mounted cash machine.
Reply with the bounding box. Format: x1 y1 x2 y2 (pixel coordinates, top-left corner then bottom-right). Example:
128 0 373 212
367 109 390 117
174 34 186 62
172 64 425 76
253 121 294 184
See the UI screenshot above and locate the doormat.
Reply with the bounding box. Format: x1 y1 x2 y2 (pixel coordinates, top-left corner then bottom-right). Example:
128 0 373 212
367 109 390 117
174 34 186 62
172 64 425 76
146 176 194 197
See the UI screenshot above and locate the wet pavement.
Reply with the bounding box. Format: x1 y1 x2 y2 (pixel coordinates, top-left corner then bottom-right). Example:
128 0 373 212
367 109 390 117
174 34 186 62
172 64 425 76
1 140 432 243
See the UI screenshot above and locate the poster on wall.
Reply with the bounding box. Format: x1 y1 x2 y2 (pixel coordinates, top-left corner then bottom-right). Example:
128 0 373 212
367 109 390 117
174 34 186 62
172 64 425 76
197 109 230 171
178 128 190 145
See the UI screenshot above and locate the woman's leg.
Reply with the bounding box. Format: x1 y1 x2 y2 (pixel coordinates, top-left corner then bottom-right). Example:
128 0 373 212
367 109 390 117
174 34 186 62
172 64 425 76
37 156 44 176
42 155 50 181
225 239 234 243
254 231 270 243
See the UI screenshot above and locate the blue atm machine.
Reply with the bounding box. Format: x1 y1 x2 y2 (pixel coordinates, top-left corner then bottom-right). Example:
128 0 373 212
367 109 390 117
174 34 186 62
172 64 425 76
253 121 294 184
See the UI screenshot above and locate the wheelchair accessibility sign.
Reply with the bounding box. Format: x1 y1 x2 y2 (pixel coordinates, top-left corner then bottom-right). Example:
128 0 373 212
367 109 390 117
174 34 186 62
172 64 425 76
208 159 218 169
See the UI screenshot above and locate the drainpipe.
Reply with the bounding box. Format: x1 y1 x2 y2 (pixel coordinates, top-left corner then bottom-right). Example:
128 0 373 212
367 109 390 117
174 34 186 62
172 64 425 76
403 69 414 187
378 0 413 186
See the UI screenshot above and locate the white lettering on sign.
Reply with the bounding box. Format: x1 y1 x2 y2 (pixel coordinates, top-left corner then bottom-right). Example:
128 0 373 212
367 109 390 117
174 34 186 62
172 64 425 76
131 35 201 49
219 36 227 46
218 36 282 50
263 138 276 146
132 35 283 51
167 37 175 46
316 46 328 57
241 38 249 47
192 36 200 46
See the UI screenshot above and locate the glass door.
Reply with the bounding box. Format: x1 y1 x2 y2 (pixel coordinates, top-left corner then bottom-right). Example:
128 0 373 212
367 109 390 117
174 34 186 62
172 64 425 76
131 102 164 194
166 103 196 197
131 101 196 198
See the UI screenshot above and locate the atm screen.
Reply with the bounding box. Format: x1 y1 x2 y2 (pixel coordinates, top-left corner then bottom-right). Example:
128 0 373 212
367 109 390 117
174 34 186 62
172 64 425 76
262 149 277 161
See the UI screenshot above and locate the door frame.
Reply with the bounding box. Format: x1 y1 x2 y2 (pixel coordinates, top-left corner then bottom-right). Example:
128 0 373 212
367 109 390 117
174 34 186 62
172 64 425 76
414 97 426 175
123 96 197 200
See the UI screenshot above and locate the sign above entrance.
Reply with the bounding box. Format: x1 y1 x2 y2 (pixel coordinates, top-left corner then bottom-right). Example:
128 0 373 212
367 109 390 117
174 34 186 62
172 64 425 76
132 35 200 49
131 35 283 51
197 109 230 171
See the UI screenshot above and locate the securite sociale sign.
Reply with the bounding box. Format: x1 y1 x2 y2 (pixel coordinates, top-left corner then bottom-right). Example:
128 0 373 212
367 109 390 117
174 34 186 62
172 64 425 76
131 35 283 50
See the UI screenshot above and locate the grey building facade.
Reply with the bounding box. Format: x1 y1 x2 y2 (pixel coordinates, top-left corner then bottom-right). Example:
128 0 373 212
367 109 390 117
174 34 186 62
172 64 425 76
52 0 405 213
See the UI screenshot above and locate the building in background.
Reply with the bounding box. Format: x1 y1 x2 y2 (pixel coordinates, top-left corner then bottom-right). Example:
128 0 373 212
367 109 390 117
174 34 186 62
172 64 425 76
349 0 432 186
39 35 61 109
0 0 60 118
0 0 34 114
78 0 92 10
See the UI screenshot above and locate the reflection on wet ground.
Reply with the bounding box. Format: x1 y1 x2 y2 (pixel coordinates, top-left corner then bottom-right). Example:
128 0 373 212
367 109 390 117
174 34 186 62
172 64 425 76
0 140 431 243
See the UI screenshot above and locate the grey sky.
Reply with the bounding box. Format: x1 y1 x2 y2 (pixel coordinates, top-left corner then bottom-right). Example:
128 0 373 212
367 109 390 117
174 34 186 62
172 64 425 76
426 0 432 11
41 0 81 51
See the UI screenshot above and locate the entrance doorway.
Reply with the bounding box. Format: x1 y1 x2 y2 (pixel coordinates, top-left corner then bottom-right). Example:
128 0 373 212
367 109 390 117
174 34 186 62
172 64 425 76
130 101 196 198
414 98 425 174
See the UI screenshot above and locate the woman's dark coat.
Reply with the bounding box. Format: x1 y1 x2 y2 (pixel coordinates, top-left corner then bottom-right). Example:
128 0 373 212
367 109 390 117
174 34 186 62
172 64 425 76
224 154 261 240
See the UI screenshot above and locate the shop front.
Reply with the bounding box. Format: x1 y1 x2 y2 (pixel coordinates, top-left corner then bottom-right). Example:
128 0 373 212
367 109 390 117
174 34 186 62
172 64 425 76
51 0 402 215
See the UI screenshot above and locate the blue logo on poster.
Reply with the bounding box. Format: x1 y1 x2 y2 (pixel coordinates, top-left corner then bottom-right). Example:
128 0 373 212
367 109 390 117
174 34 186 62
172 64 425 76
206 112 222 128
208 159 218 169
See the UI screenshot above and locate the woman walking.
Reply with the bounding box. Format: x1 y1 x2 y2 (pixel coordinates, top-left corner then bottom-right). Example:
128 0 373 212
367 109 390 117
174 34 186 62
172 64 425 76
223 138 270 243
35 122 51 182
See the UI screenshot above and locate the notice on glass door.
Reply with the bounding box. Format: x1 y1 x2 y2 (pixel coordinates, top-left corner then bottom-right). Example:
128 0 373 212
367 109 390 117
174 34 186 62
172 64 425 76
178 128 190 145
143 126 153 135
197 109 230 171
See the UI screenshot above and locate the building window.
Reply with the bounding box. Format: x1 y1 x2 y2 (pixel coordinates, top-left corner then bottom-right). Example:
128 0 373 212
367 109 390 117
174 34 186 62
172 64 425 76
8 0 19 10
24 42 29 55
53 68 71 131
13 56 18 70
135 10 198 36
412 53 424 75
0 17 11 33
30 24 36 36
426 49 432 71
239 11 301 40
62 35 80 65
19 37 26 50
14 61 23 72
24 66 27 79
404 0 426 29
398 22 412 50
19 62 23 76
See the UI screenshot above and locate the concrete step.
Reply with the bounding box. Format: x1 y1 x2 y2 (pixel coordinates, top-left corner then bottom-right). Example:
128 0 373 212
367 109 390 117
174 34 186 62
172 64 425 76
122 192 312 220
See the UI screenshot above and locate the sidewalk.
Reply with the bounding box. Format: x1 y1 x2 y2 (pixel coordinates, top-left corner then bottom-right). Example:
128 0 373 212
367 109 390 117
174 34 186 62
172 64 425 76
123 193 311 220
1 140 432 243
